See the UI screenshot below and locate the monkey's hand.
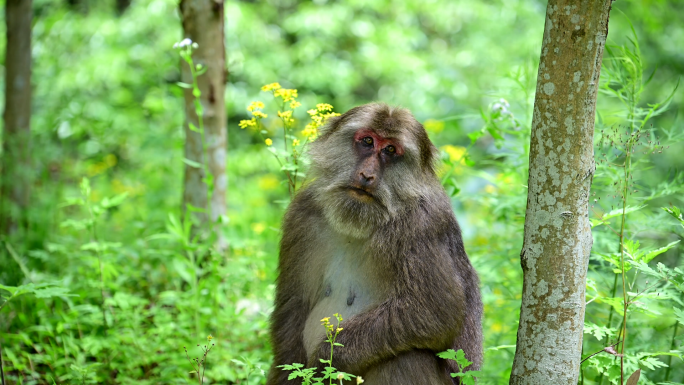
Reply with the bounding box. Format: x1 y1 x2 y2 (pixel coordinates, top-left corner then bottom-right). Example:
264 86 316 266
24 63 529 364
309 254 467 375
309 287 465 375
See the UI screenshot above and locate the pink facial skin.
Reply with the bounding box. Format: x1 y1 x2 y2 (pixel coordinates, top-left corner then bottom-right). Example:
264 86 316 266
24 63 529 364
353 129 404 156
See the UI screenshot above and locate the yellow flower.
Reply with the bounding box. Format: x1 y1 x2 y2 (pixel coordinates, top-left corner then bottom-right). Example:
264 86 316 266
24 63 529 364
247 101 265 112
424 119 445 135
252 110 267 119
301 126 317 140
357 377 365 384
320 317 330 323
337 374 345 380
265 138 273 146
207 334 213 341
258 174 279 190
277 110 292 119
441 145 466 164
251 222 266 234
104 154 117 167
292 139 300 147
239 118 256 129
290 101 301 109
274 88 298 102
261 82 281 92
307 109 317 116
316 103 333 112
322 112 340 121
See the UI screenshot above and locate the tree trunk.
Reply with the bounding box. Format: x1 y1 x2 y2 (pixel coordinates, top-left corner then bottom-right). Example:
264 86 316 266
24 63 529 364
2 0 33 235
115 0 132 15
179 0 227 230
510 1 612 384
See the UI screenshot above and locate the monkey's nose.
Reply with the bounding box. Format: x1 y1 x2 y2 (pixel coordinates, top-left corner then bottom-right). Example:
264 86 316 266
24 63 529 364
359 172 375 186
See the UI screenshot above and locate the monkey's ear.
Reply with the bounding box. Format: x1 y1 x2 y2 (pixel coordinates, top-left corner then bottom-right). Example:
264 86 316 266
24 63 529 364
415 121 440 174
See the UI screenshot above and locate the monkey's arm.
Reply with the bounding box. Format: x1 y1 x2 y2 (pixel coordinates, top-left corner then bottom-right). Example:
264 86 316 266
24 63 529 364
266 291 308 384
267 190 323 384
267 255 310 384
310 232 469 374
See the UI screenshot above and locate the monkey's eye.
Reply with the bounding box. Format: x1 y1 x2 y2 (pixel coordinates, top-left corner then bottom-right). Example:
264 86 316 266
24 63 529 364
362 137 374 146
385 145 396 154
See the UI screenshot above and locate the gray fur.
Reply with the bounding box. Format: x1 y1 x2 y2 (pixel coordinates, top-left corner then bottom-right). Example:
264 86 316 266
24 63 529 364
267 103 483 385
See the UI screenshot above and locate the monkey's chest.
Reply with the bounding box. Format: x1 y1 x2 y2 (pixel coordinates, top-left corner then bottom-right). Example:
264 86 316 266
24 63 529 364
302 250 382 356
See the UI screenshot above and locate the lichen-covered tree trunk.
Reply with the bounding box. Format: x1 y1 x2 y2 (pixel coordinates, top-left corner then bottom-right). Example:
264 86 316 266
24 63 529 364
510 1 612 383
2 0 33 235
179 0 227 228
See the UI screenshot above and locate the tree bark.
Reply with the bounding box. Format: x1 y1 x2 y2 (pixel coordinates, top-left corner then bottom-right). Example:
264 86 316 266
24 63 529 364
179 0 227 229
2 0 33 235
510 1 612 384
115 0 132 15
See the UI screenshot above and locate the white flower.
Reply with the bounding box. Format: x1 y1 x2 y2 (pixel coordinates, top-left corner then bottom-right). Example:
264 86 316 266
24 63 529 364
174 38 193 49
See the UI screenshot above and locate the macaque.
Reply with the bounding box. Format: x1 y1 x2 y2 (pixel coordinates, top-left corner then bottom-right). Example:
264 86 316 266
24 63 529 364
267 103 482 385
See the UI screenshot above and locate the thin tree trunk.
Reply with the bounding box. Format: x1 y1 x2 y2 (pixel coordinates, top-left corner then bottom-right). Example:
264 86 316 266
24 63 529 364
2 0 33 235
510 1 612 383
115 0 132 15
179 0 227 231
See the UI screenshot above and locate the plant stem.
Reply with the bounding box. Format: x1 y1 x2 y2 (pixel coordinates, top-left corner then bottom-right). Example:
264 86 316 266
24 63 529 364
5 242 32 281
85 198 108 335
618 135 634 384
606 273 619 328
188 249 200 337
0 339 6 385
665 292 683 382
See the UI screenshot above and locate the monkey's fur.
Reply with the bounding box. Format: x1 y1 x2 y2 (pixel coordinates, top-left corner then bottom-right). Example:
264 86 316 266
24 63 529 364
267 103 482 385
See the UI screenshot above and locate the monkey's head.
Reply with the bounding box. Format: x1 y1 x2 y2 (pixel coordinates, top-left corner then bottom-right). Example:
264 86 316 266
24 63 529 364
308 103 440 239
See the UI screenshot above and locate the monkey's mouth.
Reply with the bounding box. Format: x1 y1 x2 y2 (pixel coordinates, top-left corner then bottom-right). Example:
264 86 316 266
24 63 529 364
347 186 374 200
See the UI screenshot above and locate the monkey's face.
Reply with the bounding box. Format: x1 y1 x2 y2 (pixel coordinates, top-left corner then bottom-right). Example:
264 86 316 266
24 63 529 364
308 103 439 239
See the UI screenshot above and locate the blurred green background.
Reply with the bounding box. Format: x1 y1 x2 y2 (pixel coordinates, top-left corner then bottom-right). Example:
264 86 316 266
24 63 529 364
1 0 683 383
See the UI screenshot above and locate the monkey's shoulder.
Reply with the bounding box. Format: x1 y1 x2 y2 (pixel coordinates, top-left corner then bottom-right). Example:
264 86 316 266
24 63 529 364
279 187 328 263
281 187 326 233
379 193 462 242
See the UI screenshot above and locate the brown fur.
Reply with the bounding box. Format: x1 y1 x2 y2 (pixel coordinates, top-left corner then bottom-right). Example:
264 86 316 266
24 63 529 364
267 104 483 385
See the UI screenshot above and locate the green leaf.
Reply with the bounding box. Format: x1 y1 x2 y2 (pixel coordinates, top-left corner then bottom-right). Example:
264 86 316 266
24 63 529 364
673 307 684 327
642 241 680 263
185 203 206 213
183 158 203 168
592 205 646 228
172 258 194 284
80 177 92 198
486 344 516 351
281 163 299 172
100 192 129 209
584 322 614 341
32 286 76 299
176 82 193 89
468 130 485 144
437 349 458 360
663 206 684 226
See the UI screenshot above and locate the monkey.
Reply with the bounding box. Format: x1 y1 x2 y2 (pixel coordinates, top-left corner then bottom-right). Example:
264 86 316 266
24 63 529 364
266 103 483 385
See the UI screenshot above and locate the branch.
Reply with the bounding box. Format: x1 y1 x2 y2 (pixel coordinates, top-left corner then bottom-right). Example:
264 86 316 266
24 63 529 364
580 340 622 364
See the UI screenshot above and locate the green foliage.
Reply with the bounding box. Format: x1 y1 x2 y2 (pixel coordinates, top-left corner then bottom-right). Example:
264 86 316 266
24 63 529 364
0 0 683 384
278 314 360 385
581 21 684 384
437 349 481 385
